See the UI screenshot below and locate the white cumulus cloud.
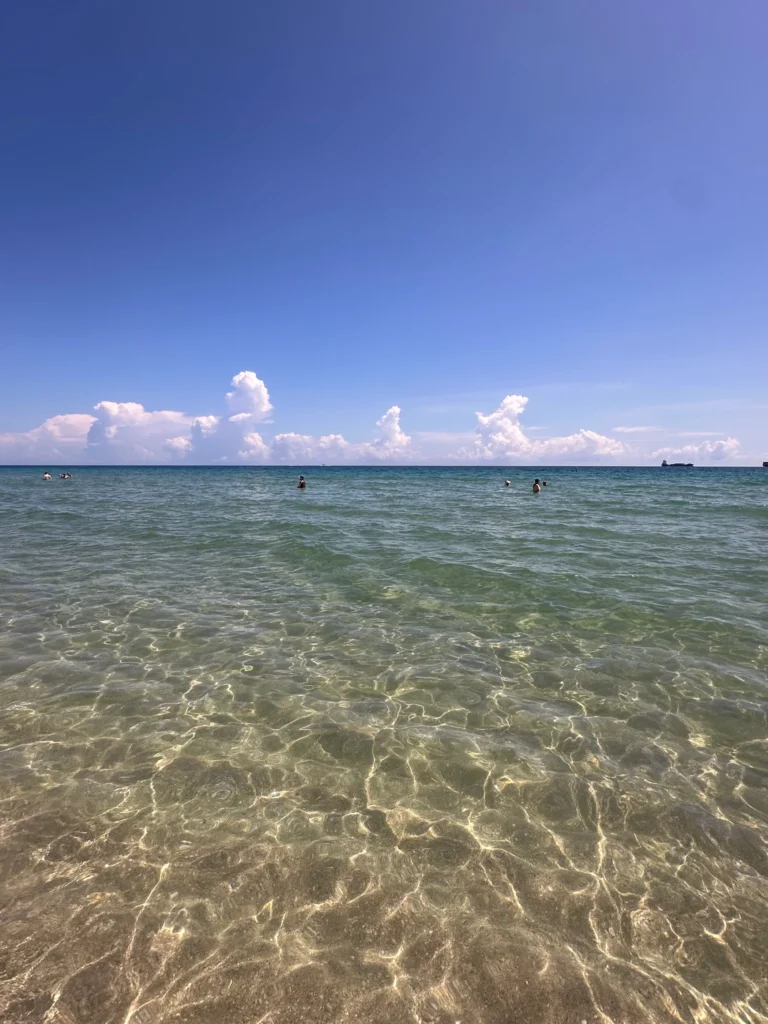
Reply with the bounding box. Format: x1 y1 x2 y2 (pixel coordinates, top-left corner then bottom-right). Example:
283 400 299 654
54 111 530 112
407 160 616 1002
0 373 744 466
192 415 220 436
86 402 192 461
270 432 345 463
0 413 95 462
371 405 411 455
261 407 412 464
267 413 413 464
653 437 740 462
165 436 193 453
225 370 273 421
462 394 628 462
238 431 270 460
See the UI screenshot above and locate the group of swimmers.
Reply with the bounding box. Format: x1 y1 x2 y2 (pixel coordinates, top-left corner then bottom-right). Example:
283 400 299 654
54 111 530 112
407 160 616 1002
42 471 548 492
42 472 545 490
505 477 547 493
298 474 547 493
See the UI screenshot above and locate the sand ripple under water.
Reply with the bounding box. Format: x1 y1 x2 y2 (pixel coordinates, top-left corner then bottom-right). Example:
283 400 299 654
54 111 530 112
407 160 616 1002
0 466 766 1024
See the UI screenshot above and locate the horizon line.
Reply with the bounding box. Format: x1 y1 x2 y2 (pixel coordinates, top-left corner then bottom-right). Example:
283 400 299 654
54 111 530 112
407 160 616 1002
2 464 761 471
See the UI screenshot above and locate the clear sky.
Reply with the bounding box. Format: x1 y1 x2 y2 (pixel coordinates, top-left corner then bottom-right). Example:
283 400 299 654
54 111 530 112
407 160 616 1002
1 0 766 464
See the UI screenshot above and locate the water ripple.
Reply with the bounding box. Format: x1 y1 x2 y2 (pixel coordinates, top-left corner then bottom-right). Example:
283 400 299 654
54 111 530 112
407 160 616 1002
0 466 767 1024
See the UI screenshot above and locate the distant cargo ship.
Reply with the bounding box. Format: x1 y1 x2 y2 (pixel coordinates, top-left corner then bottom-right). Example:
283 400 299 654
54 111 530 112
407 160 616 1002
764 461 768 468
661 460 693 467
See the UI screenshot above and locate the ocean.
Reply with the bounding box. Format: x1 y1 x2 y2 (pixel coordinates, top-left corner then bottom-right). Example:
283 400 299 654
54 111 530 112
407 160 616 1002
0 466 766 1024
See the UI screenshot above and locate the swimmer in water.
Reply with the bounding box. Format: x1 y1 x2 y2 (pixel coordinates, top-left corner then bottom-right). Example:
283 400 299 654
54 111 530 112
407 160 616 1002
542 480 547 487
532 478 541 494
504 480 511 487
297 475 306 489
42 472 52 481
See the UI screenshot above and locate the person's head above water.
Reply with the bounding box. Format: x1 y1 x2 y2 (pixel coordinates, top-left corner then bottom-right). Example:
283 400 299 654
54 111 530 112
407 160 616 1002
534 478 540 484
504 480 511 487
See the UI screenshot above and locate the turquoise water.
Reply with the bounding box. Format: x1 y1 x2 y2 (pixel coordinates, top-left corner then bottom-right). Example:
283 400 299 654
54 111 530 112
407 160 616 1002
0 466 766 1024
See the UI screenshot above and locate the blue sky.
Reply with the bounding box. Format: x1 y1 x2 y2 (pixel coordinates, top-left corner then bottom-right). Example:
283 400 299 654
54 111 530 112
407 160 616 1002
1 0 766 463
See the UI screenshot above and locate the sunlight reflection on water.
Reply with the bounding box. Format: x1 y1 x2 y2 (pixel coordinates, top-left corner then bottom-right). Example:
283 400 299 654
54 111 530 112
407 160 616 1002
0 466 767 1024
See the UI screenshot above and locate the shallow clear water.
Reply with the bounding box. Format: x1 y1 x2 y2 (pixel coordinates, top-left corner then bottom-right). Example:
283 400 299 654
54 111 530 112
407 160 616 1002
0 466 767 1024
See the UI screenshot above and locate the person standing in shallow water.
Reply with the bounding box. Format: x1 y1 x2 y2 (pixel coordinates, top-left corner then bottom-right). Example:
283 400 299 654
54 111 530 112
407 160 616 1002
532 478 541 494
297 475 307 489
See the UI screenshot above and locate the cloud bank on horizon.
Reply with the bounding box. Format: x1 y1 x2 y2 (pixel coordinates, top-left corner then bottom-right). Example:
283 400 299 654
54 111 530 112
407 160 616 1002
0 371 742 465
